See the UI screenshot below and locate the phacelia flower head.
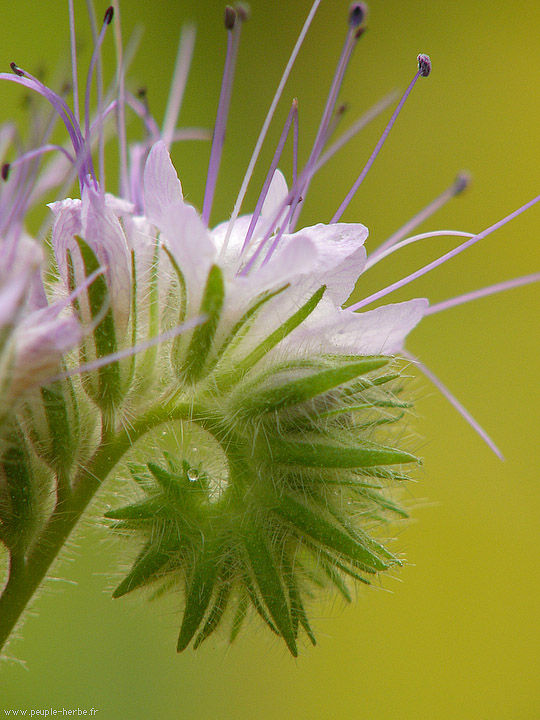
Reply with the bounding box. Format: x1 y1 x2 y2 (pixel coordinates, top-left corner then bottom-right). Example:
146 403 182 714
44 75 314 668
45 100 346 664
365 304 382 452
0 1 538 658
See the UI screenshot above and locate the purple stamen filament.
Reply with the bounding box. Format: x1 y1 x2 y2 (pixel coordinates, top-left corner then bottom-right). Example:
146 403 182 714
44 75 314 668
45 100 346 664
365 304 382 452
68 0 80 125
426 272 540 315
202 8 243 226
368 173 471 264
162 24 196 150
84 6 114 191
331 58 429 224
365 230 474 270
3 145 76 176
349 192 540 311
221 0 322 255
288 20 365 231
111 0 129 200
403 350 503 459
239 99 298 255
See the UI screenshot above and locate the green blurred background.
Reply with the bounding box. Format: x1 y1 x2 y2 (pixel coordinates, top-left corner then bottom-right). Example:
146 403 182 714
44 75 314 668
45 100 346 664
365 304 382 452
1 0 539 717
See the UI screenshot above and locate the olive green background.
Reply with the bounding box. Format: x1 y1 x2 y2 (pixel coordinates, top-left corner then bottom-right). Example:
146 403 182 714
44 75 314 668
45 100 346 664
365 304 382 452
1 1 539 718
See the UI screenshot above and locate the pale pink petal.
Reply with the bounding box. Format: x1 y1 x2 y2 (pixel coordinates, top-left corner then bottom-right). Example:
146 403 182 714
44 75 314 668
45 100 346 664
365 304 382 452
279 222 368 304
286 298 429 355
81 188 132 334
10 311 82 395
0 274 30 328
143 142 216 312
143 141 183 226
260 168 289 221
222 235 319 330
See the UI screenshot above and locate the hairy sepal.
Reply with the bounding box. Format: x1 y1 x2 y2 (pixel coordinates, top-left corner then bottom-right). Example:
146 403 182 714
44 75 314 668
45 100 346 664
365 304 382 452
69 237 124 410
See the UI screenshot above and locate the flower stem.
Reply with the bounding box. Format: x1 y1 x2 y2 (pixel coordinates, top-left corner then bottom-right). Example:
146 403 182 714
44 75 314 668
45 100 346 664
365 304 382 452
0 397 194 653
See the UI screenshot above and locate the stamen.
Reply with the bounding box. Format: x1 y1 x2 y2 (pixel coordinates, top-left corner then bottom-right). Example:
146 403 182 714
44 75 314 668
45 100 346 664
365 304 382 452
426 273 540 315
349 2 367 28
365 230 474 270
324 102 349 147
84 5 114 190
202 6 245 225
289 4 367 230
368 172 471 264
126 91 161 138
103 5 114 24
0 66 89 186
244 94 395 271
1 145 76 180
162 24 197 150
292 98 299 190
331 54 431 224
348 192 540 311
312 90 398 174
239 98 298 255
403 351 503 459
221 0 322 255
240 196 294 275
111 0 128 199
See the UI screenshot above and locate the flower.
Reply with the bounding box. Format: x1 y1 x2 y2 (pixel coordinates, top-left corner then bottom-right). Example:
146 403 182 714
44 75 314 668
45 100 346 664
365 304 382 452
0 1 538 658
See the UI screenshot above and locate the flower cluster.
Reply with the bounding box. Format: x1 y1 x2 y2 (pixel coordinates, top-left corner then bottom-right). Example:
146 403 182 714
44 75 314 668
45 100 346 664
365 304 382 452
0 1 537 656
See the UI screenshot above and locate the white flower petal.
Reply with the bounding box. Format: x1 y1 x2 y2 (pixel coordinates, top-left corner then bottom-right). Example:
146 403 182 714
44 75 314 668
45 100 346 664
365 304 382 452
285 298 429 355
143 141 183 226
50 192 132 337
261 168 288 221
143 143 216 313
11 310 82 394
280 222 368 304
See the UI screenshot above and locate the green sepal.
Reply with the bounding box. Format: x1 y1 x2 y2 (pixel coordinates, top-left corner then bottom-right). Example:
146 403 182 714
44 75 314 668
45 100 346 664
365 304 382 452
265 438 418 468
112 543 172 598
40 380 78 472
243 521 298 656
146 461 179 493
104 496 167 521
0 427 40 551
70 236 123 409
318 556 352 602
272 493 389 572
218 285 326 389
134 243 162 392
161 244 187 326
161 245 188 375
177 543 220 652
325 502 400 565
193 581 232 649
181 264 224 383
282 556 316 646
243 575 279 636
241 357 389 416
213 284 289 369
355 488 409 518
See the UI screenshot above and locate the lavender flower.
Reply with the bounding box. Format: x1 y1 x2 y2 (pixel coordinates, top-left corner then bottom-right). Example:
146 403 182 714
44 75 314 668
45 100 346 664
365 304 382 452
0 1 538 657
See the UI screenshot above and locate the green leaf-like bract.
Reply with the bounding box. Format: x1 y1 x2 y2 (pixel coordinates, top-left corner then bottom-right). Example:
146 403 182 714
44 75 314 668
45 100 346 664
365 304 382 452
105 277 417 654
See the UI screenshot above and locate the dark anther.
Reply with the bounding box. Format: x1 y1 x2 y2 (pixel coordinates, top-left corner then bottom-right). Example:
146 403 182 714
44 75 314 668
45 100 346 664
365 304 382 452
417 54 432 77
103 6 114 25
454 172 471 195
1 163 10 181
349 2 367 29
10 62 24 77
224 6 237 30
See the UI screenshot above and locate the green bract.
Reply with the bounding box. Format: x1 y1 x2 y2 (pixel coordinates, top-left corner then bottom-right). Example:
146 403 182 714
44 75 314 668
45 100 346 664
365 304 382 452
103 267 417 653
